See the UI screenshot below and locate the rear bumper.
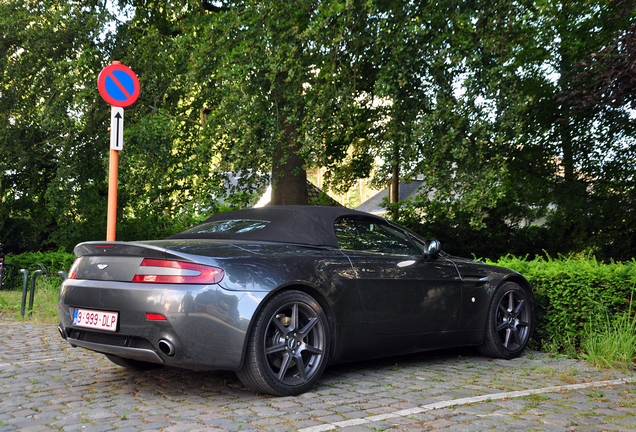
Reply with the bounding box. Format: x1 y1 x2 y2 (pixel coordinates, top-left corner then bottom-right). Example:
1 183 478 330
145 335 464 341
61 327 164 364
58 279 268 370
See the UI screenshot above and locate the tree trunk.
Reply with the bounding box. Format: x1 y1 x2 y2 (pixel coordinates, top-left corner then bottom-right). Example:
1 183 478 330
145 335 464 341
391 162 400 203
270 132 308 206
390 145 400 218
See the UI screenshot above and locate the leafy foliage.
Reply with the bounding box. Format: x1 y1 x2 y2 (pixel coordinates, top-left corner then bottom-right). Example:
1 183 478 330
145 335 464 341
492 254 636 353
121 0 385 205
1 249 75 292
0 1 113 253
2 0 636 263
392 0 636 261
3 250 75 277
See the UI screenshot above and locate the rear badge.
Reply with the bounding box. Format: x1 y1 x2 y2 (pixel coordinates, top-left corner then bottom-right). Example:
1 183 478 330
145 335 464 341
97 264 109 270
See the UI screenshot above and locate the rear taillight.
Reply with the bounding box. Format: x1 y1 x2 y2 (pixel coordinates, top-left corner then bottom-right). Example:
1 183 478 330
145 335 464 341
68 258 81 280
132 259 224 284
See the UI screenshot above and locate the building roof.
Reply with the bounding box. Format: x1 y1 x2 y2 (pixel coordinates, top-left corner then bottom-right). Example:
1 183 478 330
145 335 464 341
355 180 424 215
220 172 342 208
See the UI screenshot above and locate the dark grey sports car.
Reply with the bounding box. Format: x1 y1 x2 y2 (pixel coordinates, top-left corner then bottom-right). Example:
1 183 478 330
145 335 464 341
58 205 534 395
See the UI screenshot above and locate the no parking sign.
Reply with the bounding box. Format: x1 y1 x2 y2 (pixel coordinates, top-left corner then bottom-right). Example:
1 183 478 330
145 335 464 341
97 63 140 107
97 61 140 241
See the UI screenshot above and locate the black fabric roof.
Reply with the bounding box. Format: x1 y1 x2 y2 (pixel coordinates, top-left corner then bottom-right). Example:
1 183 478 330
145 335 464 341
167 205 386 248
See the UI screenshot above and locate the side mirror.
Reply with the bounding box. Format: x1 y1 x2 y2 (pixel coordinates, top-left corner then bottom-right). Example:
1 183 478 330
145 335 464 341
424 239 441 257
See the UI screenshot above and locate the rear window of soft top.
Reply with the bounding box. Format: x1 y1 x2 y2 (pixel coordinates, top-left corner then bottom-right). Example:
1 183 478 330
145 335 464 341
179 219 270 235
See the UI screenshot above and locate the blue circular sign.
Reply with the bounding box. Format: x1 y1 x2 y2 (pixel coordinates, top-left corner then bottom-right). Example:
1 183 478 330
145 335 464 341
97 63 140 107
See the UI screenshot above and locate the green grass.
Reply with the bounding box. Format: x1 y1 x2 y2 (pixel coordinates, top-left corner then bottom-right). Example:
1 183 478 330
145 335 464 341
0 277 61 324
580 308 636 370
578 287 636 370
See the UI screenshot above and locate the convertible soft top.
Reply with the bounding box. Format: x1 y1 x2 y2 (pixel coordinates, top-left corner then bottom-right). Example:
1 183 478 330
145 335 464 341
167 205 386 248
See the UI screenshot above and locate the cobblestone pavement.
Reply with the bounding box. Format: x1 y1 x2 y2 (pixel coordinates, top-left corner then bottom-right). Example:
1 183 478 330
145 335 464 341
0 321 634 432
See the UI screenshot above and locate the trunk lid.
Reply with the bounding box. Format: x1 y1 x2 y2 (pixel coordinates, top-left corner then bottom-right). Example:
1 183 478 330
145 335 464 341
72 241 186 282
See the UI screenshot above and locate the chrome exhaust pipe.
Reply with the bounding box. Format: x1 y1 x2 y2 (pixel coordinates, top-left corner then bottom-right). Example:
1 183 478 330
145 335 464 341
58 325 67 340
158 339 175 357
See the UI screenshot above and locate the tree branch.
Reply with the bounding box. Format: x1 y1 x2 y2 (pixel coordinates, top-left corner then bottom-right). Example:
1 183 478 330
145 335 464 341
148 106 205 127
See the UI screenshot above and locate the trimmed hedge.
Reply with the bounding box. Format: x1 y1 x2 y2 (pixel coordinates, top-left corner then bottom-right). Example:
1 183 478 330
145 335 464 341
1 249 76 290
4 249 76 273
491 254 636 350
2 249 634 355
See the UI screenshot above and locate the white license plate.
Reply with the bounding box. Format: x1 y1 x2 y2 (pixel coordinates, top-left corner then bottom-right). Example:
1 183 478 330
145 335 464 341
72 308 118 332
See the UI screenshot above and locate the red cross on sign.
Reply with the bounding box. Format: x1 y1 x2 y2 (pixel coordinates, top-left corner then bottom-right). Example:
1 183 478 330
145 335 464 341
97 63 140 107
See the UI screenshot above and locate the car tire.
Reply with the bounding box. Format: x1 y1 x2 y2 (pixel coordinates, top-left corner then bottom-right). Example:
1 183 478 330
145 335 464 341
104 353 163 371
236 290 330 396
477 281 534 359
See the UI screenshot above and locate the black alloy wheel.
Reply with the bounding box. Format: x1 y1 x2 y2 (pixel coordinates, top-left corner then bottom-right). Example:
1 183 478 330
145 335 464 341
478 282 534 359
237 290 330 396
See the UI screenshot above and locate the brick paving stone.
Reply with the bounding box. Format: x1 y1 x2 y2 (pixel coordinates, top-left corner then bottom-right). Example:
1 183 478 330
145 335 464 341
0 322 635 432
163 424 206 432
252 407 285 417
424 418 458 428
231 414 261 423
110 419 146 429
337 426 376 432
316 415 346 423
142 424 176 431
264 425 296 432
252 417 286 427
279 413 312 422
82 425 117 432
288 420 323 428
597 423 628 431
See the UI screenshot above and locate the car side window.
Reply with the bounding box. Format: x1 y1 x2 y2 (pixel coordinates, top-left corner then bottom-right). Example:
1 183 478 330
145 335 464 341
334 217 419 255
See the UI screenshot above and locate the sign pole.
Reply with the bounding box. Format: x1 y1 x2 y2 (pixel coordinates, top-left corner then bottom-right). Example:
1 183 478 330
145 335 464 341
106 105 124 241
106 144 119 241
106 61 122 242
97 60 139 242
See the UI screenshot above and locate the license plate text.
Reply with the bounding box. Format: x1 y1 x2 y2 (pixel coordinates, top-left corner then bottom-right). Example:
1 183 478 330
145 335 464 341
72 308 118 332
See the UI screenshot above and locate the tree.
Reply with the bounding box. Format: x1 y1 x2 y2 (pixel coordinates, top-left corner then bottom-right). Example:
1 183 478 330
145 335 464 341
4 0 636 261
559 0 636 259
369 1 437 218
385 0 527 228
119 0 383 208
0 1 113 252
518 0 636 259
392 0 636 260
